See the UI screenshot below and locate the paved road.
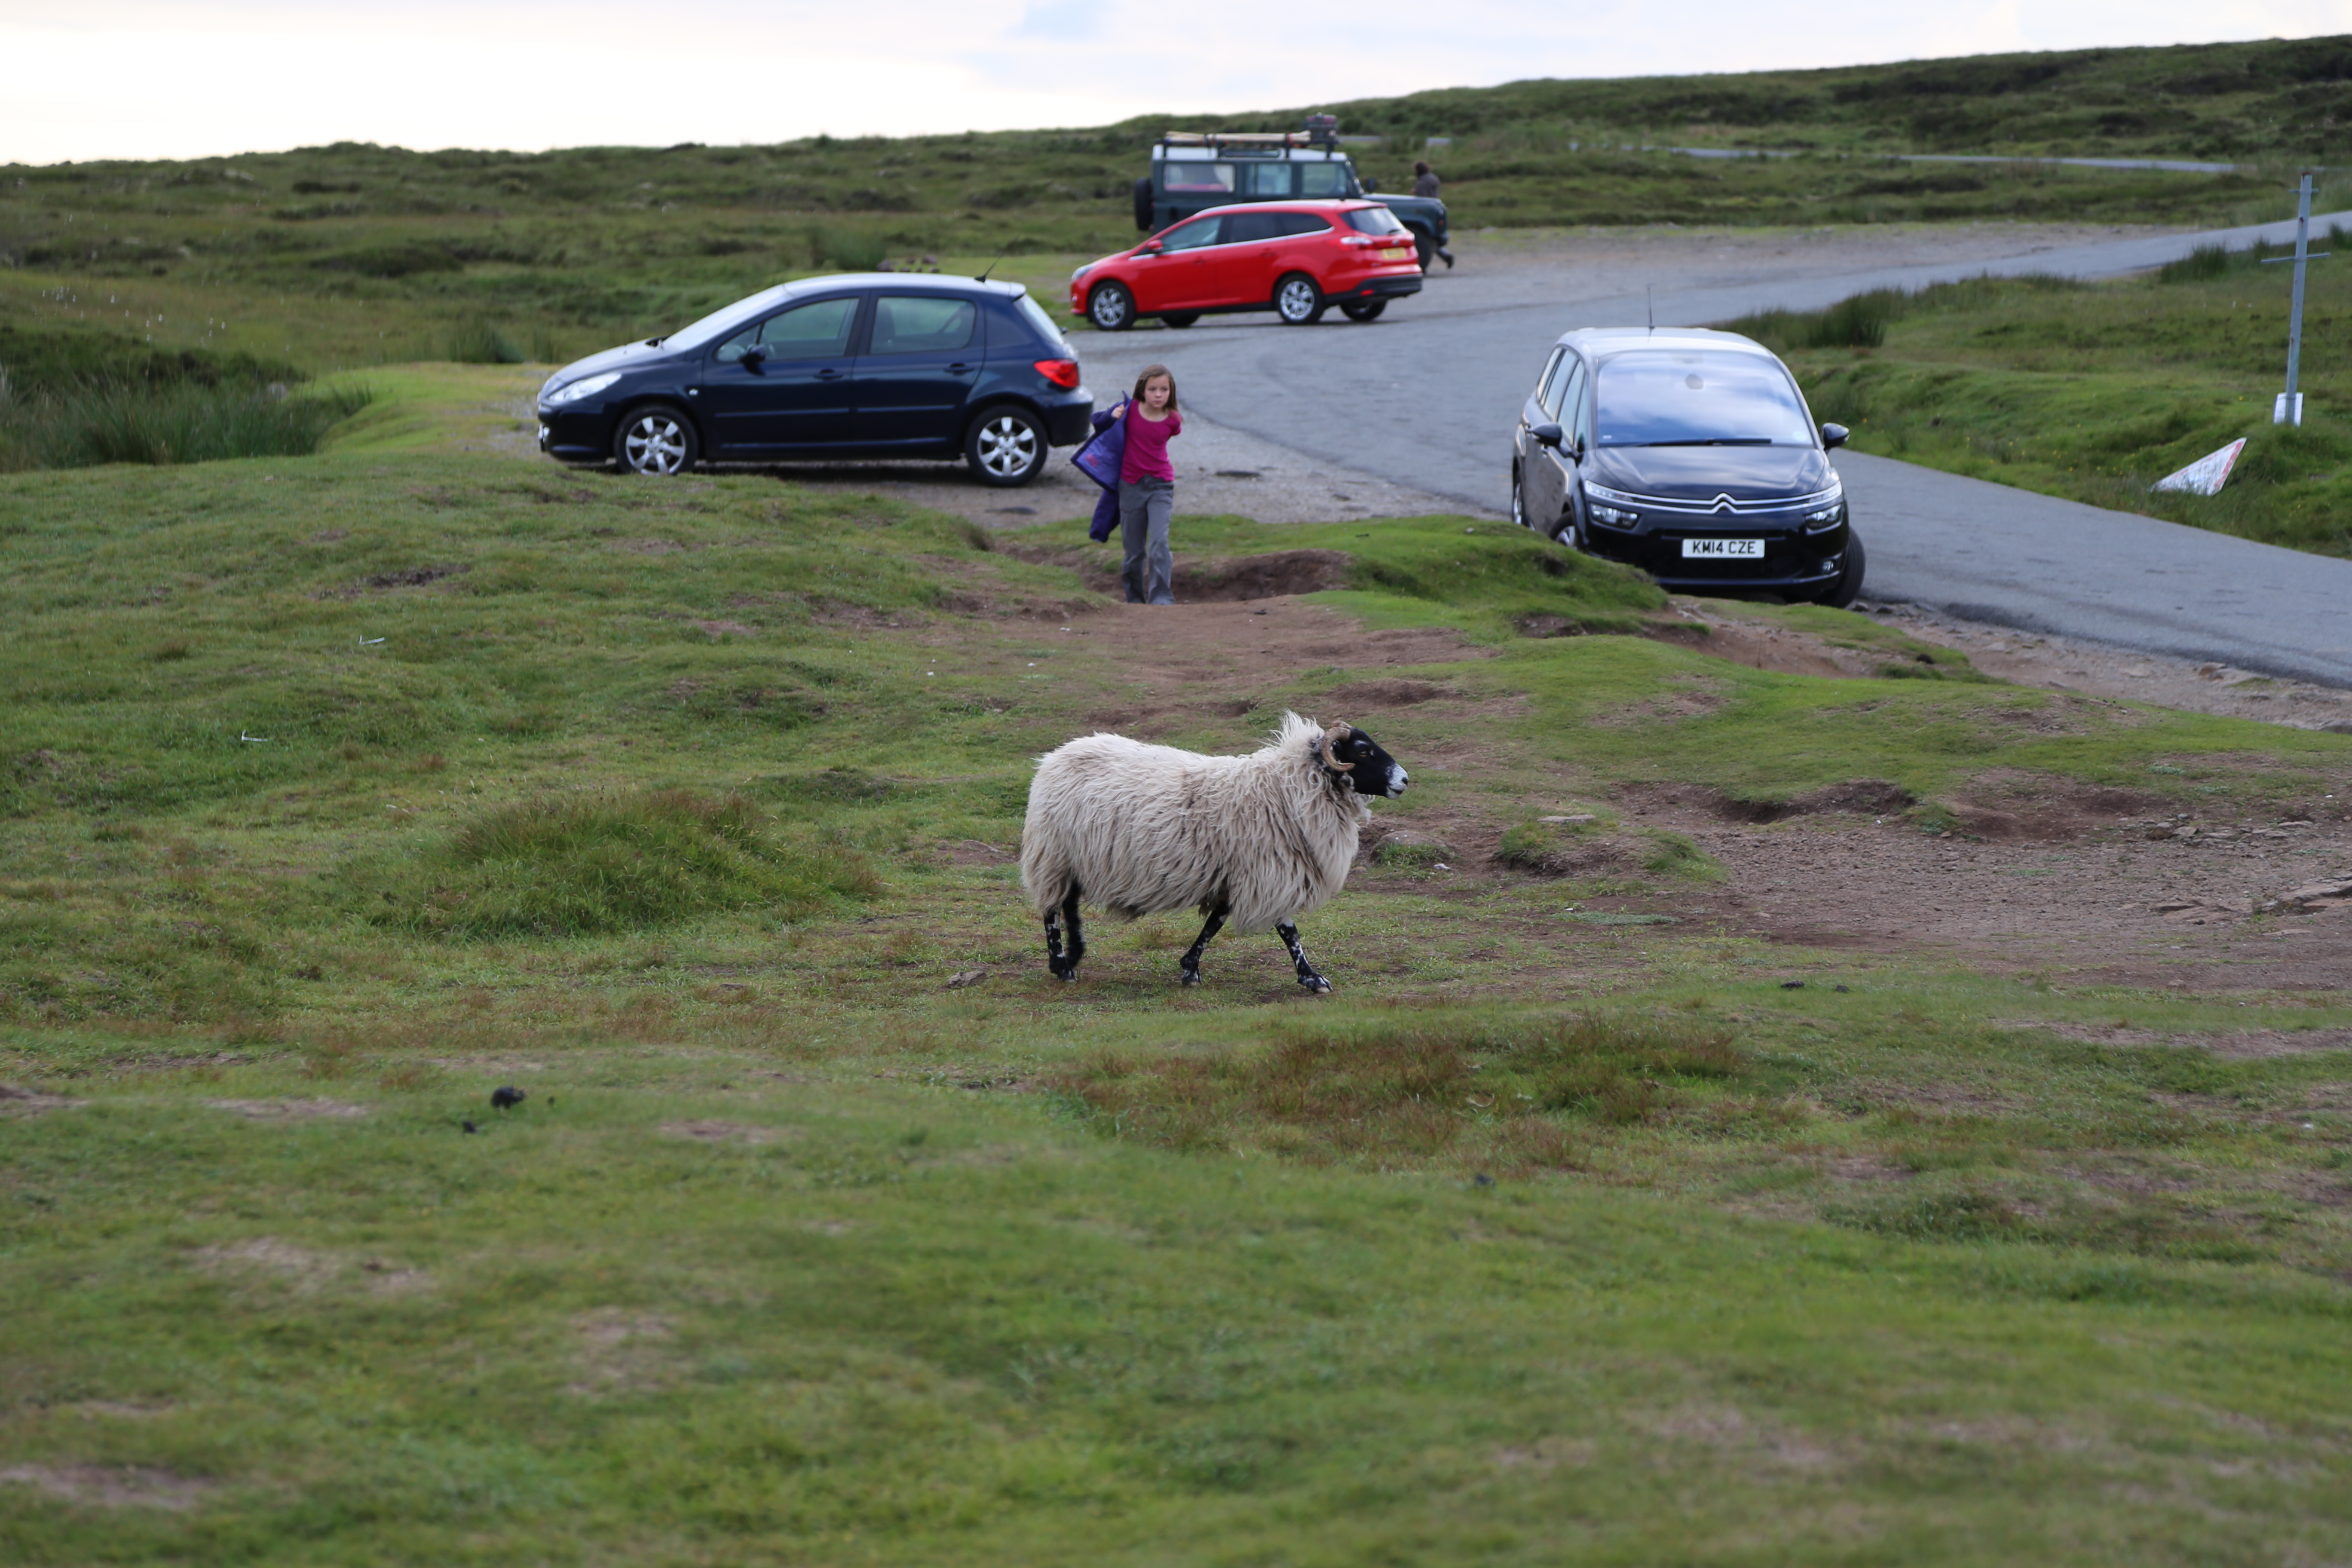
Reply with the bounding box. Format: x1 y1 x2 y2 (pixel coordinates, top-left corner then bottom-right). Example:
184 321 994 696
1082 211 2352 685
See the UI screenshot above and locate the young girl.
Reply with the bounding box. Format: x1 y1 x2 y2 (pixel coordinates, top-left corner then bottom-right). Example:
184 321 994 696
1118 365 1182 605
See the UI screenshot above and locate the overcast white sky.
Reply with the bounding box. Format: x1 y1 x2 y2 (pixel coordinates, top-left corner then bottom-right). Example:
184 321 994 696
4 1 2349 165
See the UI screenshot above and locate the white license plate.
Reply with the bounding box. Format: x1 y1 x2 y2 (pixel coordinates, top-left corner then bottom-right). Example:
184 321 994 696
1681 537 1765 559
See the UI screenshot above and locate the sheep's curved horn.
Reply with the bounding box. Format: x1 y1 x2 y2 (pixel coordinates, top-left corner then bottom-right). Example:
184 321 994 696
1320 721 1353 770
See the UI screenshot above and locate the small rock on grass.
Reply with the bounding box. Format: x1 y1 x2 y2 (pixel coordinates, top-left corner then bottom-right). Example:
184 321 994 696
948 969 990 989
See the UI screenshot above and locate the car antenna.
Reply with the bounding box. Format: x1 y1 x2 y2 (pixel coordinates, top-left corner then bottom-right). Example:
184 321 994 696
1647 286 1654 335
974 257 1004 282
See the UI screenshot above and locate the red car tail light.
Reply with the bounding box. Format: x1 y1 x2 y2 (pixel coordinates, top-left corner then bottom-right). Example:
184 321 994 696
1034 358 1081 389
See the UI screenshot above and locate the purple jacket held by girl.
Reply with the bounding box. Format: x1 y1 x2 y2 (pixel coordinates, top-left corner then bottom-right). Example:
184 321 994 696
1072 398 1130 541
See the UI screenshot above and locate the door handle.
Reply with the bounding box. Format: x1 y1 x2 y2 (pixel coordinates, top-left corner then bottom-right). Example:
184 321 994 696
815 368 845 380
946 362 974 373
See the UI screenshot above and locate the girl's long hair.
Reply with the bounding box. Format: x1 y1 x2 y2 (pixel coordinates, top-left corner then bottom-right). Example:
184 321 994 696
1130 364 1177 411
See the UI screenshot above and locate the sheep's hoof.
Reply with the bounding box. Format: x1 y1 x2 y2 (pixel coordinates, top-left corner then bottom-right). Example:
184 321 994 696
1179 969 1202 986
1050 964 1077 982
1299 977 1332 994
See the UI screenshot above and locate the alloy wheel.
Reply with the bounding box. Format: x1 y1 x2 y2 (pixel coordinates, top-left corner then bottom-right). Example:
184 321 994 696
974 413 1040 481
1276 277 1320 324
622 413 691 475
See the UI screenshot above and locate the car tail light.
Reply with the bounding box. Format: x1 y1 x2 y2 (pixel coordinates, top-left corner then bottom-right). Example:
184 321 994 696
1339 233 1376 247
1034 358 1081 389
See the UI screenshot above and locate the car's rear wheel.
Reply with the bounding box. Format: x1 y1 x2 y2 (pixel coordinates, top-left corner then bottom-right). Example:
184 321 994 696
1088 282 1137 332
1810 533 1867 608
966 404 1047 487
1510 467 1528 530
1274 273 1325 325
1412 230 1436 273
1161 313 1200 329
613 404 698 476
1338 300 1387 322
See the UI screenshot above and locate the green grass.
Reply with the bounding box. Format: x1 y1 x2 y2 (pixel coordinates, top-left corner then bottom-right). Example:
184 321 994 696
1723 246 2352 556
2 426 2349 1561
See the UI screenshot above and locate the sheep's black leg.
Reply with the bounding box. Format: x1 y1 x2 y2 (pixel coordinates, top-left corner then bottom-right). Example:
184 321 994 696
1179 904 1229 986
1044 887 1085 981
1277 921 1332 994
1060 888 1086 977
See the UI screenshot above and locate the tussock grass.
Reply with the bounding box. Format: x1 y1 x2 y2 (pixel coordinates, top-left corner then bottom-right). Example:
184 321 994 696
0 377 371 470
339 789 878 937
1053 1011 1748 1170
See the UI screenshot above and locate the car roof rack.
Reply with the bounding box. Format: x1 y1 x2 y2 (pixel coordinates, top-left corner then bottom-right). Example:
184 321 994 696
1157 116 1341 156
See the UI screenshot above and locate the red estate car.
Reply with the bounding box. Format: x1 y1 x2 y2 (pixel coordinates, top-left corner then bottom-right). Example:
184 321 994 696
1069 199 1424 331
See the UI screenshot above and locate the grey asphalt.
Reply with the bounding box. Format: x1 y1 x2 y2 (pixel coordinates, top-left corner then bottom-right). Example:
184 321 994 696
1083 210 2352 686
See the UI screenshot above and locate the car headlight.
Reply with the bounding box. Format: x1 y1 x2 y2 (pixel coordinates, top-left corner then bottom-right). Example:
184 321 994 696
1582 479 1645 508
543 371 621 407
1802 502 1844 531
1071 263 1093 284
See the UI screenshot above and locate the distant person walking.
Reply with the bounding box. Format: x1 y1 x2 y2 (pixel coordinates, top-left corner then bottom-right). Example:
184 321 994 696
1412 160 1455 269
1118 365 1182 605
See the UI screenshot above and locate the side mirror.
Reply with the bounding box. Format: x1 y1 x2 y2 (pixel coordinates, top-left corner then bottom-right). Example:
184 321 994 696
1531 422 1565 450
1362 176 1378 193
739 343 769 370
1820 423 1849 449
1136 239 1163 255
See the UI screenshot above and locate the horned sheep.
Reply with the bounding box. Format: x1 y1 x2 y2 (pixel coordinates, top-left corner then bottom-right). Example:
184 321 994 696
1019 712 1409 992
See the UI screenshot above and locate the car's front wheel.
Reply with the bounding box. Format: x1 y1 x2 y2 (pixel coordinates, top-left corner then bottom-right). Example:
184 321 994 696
1088 282 1137 331
1274 274 1325 325
1338 300 1387 322
614 404 698 476
1811 533 1867 609
966 404 1047 487
1510 467 1528 529
1161 313 1200 329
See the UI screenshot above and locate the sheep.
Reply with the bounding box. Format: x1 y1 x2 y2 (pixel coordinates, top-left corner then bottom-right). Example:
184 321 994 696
1020 712 1408 992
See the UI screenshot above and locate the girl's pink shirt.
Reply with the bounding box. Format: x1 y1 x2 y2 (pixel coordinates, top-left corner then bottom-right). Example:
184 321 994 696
1120 406 1182 483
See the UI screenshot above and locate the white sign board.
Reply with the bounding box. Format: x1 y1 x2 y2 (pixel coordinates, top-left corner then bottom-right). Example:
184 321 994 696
2150 438 2247 497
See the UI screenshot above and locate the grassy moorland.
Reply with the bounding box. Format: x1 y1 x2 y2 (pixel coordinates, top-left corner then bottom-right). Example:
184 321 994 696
1725 239 2352 555
1 372 2349 1562
4 37 2350 395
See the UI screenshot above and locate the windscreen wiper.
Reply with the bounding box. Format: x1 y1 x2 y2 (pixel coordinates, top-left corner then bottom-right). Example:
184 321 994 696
1635 438 1776 446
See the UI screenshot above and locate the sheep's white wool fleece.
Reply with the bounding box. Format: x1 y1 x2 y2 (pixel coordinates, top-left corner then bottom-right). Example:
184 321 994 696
1021 711 1367 933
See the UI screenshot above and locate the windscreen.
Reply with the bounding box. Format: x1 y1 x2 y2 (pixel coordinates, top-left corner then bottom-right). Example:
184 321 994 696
664 285 792 352
1592 350 1815 447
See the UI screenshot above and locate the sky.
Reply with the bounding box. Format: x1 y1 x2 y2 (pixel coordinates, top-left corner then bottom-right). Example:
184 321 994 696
3 0 2350 165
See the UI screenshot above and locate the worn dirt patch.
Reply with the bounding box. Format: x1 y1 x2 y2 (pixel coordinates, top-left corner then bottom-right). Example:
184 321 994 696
1619 780 1912 824
314 562 470 600
0 1082 86 1114
1001 544 1351 603
661 1119 787 1145
206 1098 369 1119
1946 770 2169 841
1322 678 1455 710
688 619 756 640
0 1464 216 1510
1066 598 1488 705
569 1309 680 1396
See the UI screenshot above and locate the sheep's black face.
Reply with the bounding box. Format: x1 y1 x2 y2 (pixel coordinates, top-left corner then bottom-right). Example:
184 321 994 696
1329 726 1408 799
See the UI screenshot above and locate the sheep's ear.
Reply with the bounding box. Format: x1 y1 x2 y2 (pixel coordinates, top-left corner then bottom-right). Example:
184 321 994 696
1320 721 1353 769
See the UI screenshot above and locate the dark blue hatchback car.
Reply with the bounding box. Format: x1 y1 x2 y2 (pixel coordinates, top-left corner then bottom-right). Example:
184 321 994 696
1511 328 1863 606
537 276 1093 485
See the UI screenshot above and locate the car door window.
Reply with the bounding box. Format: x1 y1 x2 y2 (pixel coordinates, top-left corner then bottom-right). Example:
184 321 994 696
1160 161 1234 194
715 297 858 364
1537 349 1574 417
1299 162 1348 196
1240 162 1292 197
1222 212 1278 245
1158 215 1225 252
1566 362 1593 450
868 296 977 356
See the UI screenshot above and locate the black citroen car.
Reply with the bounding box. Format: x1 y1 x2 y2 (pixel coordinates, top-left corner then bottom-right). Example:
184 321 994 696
1510 328 1862 606
536 275 1094 485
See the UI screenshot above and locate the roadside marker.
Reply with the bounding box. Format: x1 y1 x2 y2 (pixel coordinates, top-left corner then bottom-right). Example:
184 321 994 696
2261 172 2331 425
